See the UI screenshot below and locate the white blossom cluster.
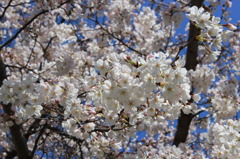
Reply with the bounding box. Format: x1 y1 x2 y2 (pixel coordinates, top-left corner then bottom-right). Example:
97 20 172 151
210 78 239 119
0 74 42 120
210 119 240 158
133 6 174 54
189 65 215 93
160 2 184 28
0 0 239 158
0 74 98 132
106 0 135 33
186 6 235 62
86 52 193 123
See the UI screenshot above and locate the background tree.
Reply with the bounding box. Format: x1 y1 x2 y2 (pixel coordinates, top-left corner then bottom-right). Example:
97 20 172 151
0 0 239 158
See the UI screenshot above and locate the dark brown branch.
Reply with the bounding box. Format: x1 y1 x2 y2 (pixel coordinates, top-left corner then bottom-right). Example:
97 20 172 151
0 0 72 51
0 57 7 86
30 123 48 158
0 0 13 21
46 126 83 143
0 10 48 51
173 0 204 147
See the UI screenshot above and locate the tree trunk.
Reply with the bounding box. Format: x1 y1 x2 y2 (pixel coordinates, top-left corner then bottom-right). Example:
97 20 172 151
173 0 204 147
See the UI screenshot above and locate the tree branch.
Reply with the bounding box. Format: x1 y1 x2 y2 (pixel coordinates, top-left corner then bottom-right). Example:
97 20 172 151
0 10 48 51
0 0 13 22
0 56 7 86
30 123 48 158
0 0 72 51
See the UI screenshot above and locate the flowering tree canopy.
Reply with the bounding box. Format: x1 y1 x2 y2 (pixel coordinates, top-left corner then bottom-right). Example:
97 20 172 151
0 0 239 158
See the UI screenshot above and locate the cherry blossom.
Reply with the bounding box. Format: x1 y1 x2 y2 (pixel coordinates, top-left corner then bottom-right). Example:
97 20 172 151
0 0 239 158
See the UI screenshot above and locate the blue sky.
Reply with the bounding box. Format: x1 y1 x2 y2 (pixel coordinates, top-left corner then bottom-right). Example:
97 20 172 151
229 0 240 23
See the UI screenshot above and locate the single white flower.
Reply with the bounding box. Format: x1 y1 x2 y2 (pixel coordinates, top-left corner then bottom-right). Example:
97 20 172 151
84 122 95 132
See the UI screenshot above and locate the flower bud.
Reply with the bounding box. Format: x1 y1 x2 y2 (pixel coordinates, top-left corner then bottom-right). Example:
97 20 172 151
222 23 237 31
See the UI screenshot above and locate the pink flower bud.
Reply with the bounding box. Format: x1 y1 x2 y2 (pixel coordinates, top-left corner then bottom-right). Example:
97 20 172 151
222 23 237 31
147 54 154 58
126 55 131 60
226 0 232 8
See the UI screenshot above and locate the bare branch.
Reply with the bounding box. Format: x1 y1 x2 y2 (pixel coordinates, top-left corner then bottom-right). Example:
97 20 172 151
0 0 72 51
30 123 48 158
0 0 13 21
0 10 48 51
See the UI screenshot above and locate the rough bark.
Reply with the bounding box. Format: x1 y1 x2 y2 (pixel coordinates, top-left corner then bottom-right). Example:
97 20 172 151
0 57 6 86
184 1 204 71
173 110 195 146
173 0 204 147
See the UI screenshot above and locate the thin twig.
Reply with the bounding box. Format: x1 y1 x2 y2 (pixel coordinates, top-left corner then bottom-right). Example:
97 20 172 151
0 0 13 21
88 17 145 56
